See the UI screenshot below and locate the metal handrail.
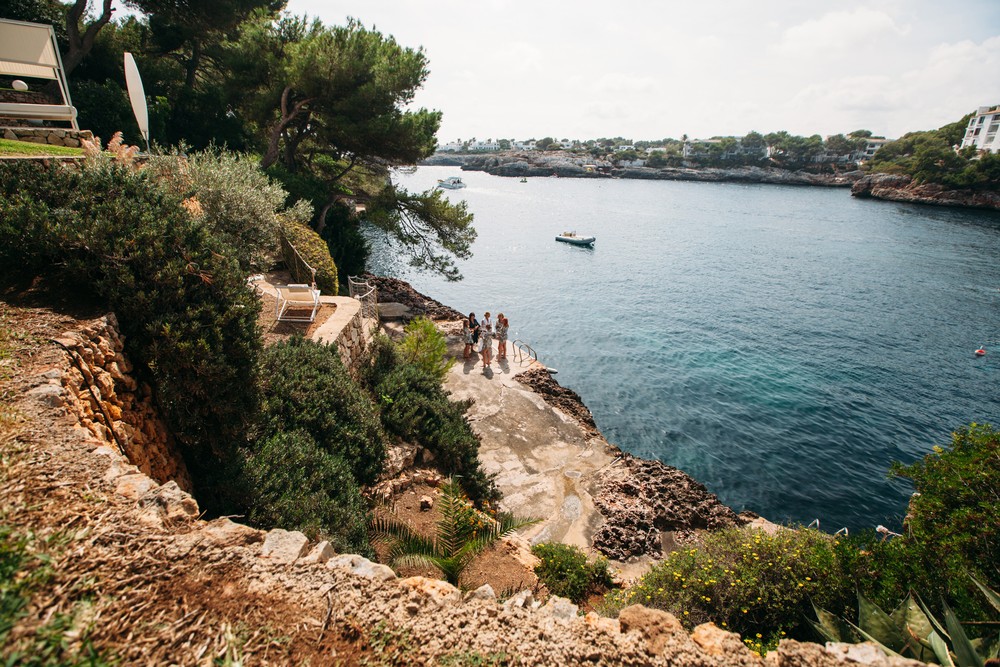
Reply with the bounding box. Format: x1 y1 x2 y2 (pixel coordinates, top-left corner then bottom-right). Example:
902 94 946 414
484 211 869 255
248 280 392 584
512 339 537 364
348 275 378 321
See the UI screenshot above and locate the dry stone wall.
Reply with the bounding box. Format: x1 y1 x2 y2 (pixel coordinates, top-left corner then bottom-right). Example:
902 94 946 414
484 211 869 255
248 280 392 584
50 313 192 491
2 126 94 147
331 302 372 371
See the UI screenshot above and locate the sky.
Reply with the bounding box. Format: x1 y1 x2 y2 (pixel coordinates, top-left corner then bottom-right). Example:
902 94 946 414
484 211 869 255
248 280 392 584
281 1 1000 143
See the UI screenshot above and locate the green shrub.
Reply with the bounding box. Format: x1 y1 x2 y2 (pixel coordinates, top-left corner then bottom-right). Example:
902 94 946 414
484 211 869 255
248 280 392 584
0 160 262 463
280 216 339 295
603 527 852 642
259 335 387 485
399 317 454 383
375 363 497 504
840 423 1000 622
145 149 294 274
242 430 370 554
532 542 612 604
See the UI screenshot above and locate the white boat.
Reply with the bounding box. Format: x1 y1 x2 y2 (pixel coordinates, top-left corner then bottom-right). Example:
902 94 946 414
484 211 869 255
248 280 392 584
555 231 595 247
436 176 466 189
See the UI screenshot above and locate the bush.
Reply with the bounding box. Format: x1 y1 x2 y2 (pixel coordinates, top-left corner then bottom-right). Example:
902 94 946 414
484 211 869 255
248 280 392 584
840 423 1000 621
0 160 262 462
280 215 340 295
242 430 370 554
375 362 497 504
532 542 612 604
145 149 293 274
259 336 387 485
602 527 852 642
399 317 454 383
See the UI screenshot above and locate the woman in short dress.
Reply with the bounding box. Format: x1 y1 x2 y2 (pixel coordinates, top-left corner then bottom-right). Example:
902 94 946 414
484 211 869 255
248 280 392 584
479 322 494 369
462 318 474 359
495 313 509 360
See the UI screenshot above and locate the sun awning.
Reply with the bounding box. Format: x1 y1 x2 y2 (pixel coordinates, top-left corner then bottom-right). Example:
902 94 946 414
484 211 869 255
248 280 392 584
0 19 63 80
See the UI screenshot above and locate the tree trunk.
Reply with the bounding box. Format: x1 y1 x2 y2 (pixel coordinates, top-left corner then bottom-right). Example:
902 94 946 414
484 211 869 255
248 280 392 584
260 86 314 170
63 0 114 75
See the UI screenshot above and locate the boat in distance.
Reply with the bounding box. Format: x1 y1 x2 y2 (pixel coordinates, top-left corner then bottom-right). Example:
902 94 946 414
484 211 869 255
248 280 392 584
555 231 595 247
436 176 466 189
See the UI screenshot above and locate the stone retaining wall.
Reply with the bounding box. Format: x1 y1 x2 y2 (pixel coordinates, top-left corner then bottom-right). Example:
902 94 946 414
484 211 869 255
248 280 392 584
332 303 374 371
50 314 192 491
2 126 94 147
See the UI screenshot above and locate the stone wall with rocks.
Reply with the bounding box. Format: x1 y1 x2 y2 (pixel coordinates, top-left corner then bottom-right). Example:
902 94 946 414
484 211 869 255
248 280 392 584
2 126 94 147
47 314 192 491
331 302 373 371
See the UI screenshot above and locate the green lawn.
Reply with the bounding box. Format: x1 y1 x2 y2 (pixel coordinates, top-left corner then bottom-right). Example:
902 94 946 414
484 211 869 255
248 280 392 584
0 138 84 157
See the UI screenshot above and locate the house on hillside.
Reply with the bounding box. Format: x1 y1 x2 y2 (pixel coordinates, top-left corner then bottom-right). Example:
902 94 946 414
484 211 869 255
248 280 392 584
468 139 501 152
960 105 1000 154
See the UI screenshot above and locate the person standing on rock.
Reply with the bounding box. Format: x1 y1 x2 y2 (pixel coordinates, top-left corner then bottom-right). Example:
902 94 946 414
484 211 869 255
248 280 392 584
495 313 509 360
468 312 480 348
480 322 494 369
462 318 474 359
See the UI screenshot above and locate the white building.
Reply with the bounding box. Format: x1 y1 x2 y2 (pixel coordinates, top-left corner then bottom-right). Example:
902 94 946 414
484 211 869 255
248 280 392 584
437 141 464 152
468 139 501 152
960 105 1000 154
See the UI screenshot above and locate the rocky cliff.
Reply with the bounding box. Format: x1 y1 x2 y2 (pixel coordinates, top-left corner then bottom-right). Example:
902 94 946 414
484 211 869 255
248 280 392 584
422 152 862 186
851 173 1000 210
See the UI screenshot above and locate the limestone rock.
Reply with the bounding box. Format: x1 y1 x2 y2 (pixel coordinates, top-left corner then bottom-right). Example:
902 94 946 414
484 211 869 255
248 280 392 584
399 576 462 606
116 473 158 500
300 540 336 565
27 383 66 408
261 529 310 563
198 518 264 547
419 495 434 511
464 584 496 602
503 589 535 610
618 605 696 657
539 595 578 620
822 641 924 666
691 622 761 664
141 481 199 521
326 554 397 581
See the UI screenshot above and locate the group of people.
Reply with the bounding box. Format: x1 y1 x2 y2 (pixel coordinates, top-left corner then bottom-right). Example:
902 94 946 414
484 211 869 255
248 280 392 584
462 311 509 369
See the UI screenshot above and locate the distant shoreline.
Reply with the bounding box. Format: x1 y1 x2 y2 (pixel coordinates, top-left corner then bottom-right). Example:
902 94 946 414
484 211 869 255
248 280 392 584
420 151 861 187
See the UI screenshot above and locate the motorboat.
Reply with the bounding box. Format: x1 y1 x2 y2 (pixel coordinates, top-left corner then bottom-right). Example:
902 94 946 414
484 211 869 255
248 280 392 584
555 231 595 247
519 177 528 183
436 176 466 189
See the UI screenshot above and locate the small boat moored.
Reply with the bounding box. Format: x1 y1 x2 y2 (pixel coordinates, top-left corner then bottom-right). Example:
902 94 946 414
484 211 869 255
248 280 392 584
436 176 466 190
975 346 987 357
555 231 595 247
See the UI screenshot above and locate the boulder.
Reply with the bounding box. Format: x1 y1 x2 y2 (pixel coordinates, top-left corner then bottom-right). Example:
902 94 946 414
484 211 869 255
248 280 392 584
326 554 396 581
261 529 310 563
116 473 158 500
300 540 336 565
399 576 462 607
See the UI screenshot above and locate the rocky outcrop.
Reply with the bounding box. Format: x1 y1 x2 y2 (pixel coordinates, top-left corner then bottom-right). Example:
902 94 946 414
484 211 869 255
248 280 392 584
422 151 862 186
50 314 191 491
593 454 748 560
362 273 466 321
515 366 601 437
851 173 1000 210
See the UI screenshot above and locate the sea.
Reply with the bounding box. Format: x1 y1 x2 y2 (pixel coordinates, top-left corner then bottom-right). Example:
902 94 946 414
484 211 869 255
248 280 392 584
368 166 1000 532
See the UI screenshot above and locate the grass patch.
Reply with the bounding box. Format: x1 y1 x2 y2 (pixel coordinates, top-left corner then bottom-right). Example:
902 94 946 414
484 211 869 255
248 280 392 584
0 138 83 157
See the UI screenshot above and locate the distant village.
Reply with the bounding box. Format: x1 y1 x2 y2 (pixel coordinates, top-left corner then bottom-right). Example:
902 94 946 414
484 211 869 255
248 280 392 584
437 104 1000 167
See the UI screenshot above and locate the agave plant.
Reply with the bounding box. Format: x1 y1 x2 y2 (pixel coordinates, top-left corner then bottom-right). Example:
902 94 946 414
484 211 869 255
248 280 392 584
370 479 538 587
811 576 1000 667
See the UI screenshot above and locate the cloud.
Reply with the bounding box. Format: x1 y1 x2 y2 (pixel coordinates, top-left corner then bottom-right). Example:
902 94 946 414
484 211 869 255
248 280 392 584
771 7 908 57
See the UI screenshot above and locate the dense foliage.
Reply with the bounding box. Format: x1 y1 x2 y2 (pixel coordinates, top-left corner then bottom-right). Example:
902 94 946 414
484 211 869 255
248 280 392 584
603 527 852 647
242 430 370 553
359 335 498 504
531 542 612 604
867 116 1000 190
257 336 387 486
398 317 455 383
279 215 340 294
8 0 477 281
0 160 262 459
839 424 1000 621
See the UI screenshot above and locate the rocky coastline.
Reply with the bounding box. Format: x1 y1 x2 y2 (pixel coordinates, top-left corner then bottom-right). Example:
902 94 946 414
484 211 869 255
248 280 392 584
390 277 750 562
421 151 862 187
851 172 1000 210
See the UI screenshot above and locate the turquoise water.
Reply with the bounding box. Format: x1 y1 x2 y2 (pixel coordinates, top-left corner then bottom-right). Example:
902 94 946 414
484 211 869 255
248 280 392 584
372 166 1000 531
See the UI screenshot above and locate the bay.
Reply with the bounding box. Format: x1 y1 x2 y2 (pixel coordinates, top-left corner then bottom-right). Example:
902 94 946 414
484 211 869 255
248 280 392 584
370 166 1000 531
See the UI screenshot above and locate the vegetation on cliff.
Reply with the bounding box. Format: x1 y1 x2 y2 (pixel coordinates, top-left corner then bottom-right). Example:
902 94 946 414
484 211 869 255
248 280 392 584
7 0 476 283
866 114 1000 190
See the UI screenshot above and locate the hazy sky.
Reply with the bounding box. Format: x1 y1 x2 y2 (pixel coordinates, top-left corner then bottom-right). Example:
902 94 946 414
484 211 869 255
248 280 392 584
286 1 1000 143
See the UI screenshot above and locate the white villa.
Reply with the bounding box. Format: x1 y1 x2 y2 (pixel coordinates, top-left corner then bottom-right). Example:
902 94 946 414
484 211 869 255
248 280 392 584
960 105 1000 154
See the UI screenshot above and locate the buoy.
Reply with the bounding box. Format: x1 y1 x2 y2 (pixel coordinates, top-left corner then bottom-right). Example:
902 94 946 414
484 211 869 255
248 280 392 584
975 347 986 357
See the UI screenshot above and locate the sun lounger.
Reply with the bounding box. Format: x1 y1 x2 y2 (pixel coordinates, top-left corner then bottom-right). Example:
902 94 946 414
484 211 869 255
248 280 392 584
0 102 77 124
275 283 320 323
